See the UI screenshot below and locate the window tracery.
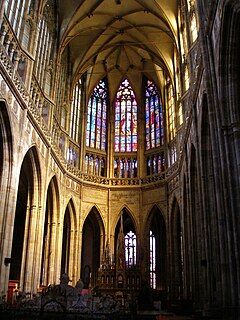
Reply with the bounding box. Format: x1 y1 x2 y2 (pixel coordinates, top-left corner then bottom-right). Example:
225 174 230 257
5 0 31 39
145 80 164 150
67 144 78 167
125 230 136 268
114 157 137 178
147 153 164 176
150 230 156 289
187 0 198 44
114 78 137 153
86 79 107 150
167 81 176 142
70 80 82 142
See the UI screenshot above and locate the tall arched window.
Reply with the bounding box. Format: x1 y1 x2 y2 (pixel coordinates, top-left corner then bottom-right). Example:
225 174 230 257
150 230 156 289
145 80 164 150
70 79 82 142
34 10 55 91
114 79 137 152
86 79 107 150
167 81 176 141
125 230 136 267
5 0 31 39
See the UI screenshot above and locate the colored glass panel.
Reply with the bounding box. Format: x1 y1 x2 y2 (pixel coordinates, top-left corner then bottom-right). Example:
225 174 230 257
114 79 138 152
86 79 107 150
145 80 164 150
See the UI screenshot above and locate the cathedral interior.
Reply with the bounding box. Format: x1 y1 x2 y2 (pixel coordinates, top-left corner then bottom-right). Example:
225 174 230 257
0 0 239 318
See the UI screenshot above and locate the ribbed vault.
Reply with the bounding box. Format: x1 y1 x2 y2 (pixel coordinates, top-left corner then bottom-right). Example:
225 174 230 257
56 0 178 96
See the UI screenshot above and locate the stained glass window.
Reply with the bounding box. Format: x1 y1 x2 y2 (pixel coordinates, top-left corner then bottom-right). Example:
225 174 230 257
125 231 136 267
150 230 156 289
86 79 107 150
69 80 82 141
5 0 31 39
114 79 137 152
167 82 176 141
147 153 165 176
114 157 137 178
145 80 164 150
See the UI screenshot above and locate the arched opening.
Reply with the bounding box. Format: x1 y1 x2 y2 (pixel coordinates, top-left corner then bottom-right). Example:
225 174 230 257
61 208 71 276
9 161 28 284
0 101 13 300
114 208 137 269
40 176 60 287
0 100 12 198
170 198 183 301
9 147 41 293
140 205 166 309
81 207 104 288
149 206 166 291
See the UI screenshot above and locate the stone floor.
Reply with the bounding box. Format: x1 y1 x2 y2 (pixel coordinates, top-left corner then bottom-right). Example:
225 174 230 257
137 310 238 320
0 309 239 320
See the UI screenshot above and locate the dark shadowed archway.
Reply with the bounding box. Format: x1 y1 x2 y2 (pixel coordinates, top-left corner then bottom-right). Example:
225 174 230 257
81 206 105 288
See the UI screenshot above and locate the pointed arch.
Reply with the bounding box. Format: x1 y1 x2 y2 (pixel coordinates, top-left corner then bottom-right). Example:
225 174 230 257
112 205 137 234
86 78 108 150
144 204 167 291
219 1 240 125
61 198 78 283
10 146 42 293
114 207 137 269
144 77 164 150
0 101 12 190
0 101 13 295
114 78 138 152
81 206 105 288
40 175 60 287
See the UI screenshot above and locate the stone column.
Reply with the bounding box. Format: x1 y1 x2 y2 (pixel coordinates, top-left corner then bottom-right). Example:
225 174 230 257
48 221 57 285
138 101 146 177
23 205 38 293
20 205 31 292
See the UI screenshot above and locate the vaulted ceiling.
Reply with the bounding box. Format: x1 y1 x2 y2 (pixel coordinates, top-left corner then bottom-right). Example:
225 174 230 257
56 0 179 100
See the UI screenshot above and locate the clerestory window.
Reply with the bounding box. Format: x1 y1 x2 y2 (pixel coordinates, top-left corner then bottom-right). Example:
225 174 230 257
86 79 107 150
5 0 31 39
70 80 82 142
114 79 137 152
167 82 176 142
145 80 164 150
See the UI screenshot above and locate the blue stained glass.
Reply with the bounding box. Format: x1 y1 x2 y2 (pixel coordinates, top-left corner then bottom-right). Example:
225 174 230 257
121 145 125 152
145 80 164 150
114 78 138 152
86 79 107 150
